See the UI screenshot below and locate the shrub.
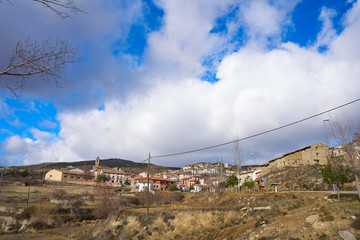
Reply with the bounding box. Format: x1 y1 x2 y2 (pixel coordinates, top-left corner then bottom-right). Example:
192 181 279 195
21 169 29 178
318 232 329 240
52 189 68 200
287 199 303 211
92 185 119 219
15 206 35 220
96 173 108 182
29 201 54 229
135 192 184 206
319 206 334 222
352 214 360 230
243 176 255 189
170 184 178 191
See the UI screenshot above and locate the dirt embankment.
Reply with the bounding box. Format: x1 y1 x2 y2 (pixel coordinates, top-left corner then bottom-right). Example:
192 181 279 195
83 192 360 240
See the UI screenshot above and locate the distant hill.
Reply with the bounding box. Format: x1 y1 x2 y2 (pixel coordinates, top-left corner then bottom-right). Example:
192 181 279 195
241 165 260 170
8 158 180 175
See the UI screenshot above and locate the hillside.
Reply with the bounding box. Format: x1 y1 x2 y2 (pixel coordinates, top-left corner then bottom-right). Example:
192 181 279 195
0 158 180 182
261 165 356 191
11 158 179 172
81 192 360 240
4 191 359 240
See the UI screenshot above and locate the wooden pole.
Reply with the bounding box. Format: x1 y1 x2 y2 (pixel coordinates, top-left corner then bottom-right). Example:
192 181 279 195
146 152 150 220
26 185 30 208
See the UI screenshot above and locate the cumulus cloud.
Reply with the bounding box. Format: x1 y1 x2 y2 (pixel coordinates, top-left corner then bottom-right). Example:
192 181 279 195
1 1 360 167
145 0 233 78
237 0 300 45
2 133 80 166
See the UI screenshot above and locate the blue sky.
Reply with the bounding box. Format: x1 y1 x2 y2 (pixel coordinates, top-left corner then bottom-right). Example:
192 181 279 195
1 0 360 167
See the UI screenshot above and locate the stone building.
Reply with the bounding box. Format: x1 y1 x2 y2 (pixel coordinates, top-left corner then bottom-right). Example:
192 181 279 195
93 157 133 185
45 169 94 182
260 143 328 175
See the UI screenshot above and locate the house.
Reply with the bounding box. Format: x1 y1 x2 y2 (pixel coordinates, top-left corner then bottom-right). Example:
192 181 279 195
193 184 206 192
179 172 193 181
138 172 148 177
135 177 177 192
237 169 261 186
95 167 132 185
177 184 189 192
45 169 94 182
182 175 205 187
330 144 360 161
93 157 133 185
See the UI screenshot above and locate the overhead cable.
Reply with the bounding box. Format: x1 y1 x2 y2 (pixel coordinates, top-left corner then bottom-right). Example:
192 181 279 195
150 98 360 159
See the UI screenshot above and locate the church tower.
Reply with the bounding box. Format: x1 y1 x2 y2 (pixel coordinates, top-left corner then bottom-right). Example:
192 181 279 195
95 156 100 168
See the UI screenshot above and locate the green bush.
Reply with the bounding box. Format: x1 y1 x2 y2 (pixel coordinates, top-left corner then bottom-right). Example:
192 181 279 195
319 206 334 222
243 176 255 189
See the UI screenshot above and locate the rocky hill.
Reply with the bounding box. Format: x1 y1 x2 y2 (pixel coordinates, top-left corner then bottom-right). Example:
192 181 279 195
261 165 356 191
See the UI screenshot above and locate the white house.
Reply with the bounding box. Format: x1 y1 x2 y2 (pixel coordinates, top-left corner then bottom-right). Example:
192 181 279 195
193 184 206 192
138 181 155 192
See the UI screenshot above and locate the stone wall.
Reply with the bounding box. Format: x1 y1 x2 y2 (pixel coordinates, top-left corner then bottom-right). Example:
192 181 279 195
260 143 328 176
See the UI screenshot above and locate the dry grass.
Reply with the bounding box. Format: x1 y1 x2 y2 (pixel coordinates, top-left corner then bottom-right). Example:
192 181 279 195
3 189 360 239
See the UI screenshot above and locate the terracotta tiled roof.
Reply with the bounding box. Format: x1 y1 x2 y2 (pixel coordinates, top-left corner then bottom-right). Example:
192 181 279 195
96 168 132 175
56 169 94 176
135 177 177 182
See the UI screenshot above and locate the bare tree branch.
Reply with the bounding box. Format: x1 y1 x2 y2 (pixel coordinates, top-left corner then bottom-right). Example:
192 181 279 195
0 0 86 18
33 0 86 18
0 38 78 98
0 0 85 97
329 119 360 200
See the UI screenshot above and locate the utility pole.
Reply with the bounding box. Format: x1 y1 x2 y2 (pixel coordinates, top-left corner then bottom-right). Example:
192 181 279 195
323 119 330 147
146 152 150 220
42 165 47 180
220 158 224 182
235 142 240 191
26 185 30 208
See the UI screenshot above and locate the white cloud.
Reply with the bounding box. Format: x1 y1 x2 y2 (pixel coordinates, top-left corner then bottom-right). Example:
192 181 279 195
145 0 235 78
242 1 283 36
2 1 360 167
238 0 300 44
2 133 80 166
314 7 337 50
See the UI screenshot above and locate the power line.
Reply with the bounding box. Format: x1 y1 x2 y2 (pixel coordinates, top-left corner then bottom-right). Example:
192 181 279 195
150 98 360 159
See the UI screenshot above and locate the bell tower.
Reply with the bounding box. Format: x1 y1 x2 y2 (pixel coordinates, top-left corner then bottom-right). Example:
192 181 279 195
95 156 100 168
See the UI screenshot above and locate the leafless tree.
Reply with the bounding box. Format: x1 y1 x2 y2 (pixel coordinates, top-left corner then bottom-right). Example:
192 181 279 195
0 39 78 97
0 0 84 97
328 119 360 199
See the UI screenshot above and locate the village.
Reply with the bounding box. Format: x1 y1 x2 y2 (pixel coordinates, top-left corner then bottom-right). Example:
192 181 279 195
1 140 360 239
43 142 338 193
